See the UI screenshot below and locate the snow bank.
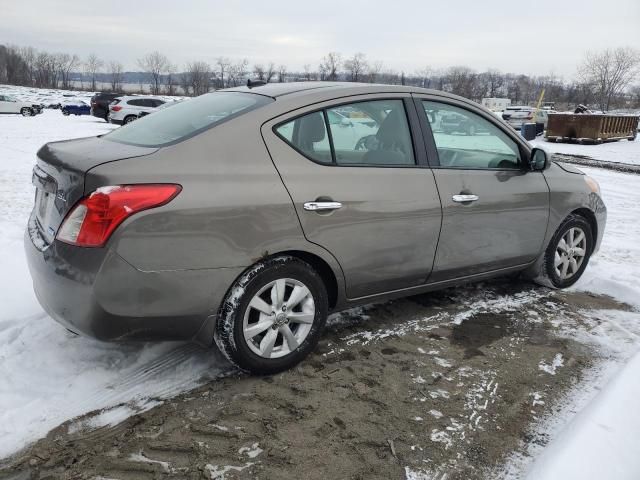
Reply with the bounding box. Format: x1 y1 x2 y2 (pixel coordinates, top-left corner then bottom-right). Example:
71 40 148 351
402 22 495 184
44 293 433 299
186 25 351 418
526 350 640 480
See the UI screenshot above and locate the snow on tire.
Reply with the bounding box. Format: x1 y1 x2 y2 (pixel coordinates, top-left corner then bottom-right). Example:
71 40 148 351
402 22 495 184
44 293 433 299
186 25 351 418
214 255 328 375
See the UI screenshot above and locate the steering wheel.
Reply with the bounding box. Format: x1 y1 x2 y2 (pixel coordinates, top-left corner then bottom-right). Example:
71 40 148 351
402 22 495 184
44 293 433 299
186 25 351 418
355 134 379 151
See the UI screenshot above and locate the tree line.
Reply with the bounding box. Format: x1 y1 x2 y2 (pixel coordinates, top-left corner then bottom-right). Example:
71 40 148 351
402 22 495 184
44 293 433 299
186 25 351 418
1 44 638 111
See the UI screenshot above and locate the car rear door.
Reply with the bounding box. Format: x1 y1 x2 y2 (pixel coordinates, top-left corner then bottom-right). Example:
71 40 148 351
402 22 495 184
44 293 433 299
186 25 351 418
262 94 442 299
413 95 550 282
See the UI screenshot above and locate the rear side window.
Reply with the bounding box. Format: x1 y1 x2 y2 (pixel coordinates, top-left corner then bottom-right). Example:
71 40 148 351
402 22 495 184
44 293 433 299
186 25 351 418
105 92 273 147
275 99 415 166
275 112 332 164
127 99 147 107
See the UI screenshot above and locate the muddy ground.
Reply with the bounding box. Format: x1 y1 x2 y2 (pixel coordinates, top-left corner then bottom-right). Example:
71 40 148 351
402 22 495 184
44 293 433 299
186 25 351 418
0 279 631 480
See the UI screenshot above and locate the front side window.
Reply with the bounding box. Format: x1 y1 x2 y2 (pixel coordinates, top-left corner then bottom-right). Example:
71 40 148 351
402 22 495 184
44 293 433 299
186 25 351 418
275 99 415 166
105 92 273 147
423 101 521 169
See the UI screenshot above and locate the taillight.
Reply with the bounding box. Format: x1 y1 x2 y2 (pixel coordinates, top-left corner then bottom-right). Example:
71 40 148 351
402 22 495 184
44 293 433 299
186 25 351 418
111 105 122 112
56 184 181 247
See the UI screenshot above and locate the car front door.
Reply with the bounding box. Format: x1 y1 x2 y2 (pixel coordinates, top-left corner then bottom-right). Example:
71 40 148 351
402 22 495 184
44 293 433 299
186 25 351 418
414 96 550 282
262 95 442 299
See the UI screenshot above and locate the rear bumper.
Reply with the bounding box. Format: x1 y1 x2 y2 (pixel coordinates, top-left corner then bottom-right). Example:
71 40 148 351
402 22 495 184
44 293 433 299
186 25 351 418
109 118 124 125
24 214 242 346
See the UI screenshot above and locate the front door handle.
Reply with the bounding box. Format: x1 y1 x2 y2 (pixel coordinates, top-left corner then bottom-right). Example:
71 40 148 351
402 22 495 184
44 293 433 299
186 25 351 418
452 194 479 203
303 201 343 211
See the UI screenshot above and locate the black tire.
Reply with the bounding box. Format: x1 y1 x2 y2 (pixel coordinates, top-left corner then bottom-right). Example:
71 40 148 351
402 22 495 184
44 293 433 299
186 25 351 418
539 214 593 288
62 110 70 116
21 107 33 117
123 115 137 124
214 255 328 375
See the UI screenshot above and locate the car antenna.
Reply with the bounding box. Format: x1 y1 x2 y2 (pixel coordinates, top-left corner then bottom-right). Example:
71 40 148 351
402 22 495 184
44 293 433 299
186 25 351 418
247 79 267 88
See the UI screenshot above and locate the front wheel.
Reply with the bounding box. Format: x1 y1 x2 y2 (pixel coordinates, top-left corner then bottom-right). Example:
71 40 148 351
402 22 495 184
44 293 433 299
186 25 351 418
539 214 593 288
21 107 33 117
215 256 328 374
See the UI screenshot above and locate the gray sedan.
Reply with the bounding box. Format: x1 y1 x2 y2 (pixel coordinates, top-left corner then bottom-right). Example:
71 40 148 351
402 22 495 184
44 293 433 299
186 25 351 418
25 82 606 374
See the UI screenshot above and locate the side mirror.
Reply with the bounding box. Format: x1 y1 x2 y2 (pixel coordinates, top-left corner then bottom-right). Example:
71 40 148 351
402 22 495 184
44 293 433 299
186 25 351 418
529 148 549 171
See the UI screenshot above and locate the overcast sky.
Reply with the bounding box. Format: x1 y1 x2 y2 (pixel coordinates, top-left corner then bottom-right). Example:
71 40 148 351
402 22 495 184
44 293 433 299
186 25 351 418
2 0 639 78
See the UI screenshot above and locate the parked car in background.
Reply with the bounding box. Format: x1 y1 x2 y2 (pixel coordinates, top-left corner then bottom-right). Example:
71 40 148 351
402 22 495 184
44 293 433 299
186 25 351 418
502 106 549 130
90 92 123 121
109 96 166 125
0 94 42 116
26 82 606 375
440 111 487 135
62 101 91 116
137 99 182 119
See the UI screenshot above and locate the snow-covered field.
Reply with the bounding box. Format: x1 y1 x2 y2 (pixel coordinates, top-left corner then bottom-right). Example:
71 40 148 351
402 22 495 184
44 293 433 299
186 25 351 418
531 135 640 165
1 94 639 477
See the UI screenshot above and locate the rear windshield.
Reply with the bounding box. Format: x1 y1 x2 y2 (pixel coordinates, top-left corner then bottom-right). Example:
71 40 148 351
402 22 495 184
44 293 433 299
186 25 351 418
103 92 273 147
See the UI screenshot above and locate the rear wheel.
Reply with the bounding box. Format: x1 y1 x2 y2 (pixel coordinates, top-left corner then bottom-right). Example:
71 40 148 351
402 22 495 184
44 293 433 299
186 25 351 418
215 256 328 374
538 214 593 288
123 115 137 124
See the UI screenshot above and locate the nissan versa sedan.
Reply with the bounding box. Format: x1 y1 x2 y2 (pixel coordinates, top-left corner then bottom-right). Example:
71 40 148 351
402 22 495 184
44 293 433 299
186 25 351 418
25 82 606 374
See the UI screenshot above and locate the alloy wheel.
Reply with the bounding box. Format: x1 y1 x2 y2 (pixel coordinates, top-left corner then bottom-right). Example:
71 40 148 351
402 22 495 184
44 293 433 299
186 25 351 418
242 278 315 359
554 227 587 280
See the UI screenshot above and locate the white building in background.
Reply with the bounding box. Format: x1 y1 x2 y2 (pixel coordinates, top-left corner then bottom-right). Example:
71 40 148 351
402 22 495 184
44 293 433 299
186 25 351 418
482 98 511 111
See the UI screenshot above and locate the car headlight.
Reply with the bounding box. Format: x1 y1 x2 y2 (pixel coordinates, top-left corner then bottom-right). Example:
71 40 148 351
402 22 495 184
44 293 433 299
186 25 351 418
584 176 601 195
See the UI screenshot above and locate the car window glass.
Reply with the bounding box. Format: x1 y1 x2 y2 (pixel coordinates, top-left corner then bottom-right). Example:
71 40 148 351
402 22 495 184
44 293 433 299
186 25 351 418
105 92 272 147
127 99 144 107
423 101 521 169
154 100 165 107
327 100 415 166
275 112 332 164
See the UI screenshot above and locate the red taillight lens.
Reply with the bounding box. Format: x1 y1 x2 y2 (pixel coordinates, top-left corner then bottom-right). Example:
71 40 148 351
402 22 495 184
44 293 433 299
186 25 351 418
111 105 122 112
57 184 181 247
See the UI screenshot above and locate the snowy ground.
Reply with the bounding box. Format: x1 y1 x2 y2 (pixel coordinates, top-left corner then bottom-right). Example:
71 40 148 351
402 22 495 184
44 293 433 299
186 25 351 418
531 135 640 165
0 102 639 477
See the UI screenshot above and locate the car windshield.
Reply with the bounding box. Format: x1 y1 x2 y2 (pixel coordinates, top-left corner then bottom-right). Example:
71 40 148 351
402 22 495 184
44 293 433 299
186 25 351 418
104 92 273 147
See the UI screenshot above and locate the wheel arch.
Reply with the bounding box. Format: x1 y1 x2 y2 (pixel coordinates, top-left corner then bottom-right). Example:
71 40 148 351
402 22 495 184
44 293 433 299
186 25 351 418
277 250 339 310
570 207 597 251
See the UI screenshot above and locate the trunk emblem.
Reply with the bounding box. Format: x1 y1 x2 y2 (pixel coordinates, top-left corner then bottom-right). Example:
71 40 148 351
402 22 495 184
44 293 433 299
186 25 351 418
56 192 66 202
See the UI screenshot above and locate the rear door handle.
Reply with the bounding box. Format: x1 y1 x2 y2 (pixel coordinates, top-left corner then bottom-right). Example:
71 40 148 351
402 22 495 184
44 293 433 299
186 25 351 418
452 194 479 203
303 201 343 211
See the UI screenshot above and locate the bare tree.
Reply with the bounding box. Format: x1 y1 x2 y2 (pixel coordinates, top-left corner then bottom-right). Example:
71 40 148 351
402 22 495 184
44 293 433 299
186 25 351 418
84 53 103 91
579 47 640 111
185 60 211 96
277 64 287 83
367 61 384 83
344 53 368 82
302 63 313 82
108 61 124 91
416 66 434 88
216 57 230 88
265 62 276 82
228 59 249 86
165 63 178 95
253 64 266 81
320 52 341 81
58 53 79 89
137 51 169 95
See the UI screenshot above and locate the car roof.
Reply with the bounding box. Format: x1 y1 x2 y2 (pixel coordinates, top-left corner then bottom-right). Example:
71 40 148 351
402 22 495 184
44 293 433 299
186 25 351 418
225 81 445 99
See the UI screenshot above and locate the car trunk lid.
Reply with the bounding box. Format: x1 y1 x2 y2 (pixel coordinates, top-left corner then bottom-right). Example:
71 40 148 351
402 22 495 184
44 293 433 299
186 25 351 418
31 136 157 245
